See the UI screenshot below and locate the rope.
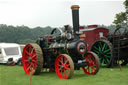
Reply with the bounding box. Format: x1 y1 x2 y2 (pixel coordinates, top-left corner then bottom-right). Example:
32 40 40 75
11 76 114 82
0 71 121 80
29 67 34 85
119 63 122 71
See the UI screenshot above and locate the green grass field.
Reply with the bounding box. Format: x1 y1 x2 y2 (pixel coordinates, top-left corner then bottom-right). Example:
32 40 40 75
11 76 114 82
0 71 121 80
0 65 128 85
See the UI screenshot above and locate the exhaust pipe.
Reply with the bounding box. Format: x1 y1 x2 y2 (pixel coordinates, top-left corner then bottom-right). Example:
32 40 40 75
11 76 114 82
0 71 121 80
71 5 80 34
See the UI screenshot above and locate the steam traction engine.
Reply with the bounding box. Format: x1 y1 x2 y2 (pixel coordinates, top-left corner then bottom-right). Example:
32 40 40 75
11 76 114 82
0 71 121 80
22 5 100 79
79 24 128 67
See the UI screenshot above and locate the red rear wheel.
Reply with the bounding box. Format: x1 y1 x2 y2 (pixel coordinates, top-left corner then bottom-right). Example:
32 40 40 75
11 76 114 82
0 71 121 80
82 51 100 75
55 54 74 79
22 43 43 75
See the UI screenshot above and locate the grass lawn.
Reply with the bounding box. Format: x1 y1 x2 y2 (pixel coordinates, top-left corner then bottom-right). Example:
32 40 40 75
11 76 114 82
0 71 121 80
0 65 128 85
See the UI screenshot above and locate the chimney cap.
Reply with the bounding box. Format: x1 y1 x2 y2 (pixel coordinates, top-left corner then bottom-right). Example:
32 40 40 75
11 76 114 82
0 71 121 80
71 5 80 10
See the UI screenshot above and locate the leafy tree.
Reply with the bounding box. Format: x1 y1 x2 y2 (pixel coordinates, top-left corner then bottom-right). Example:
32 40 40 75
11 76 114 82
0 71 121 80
113 12 126 25
113 0 128 25
124 0 128 8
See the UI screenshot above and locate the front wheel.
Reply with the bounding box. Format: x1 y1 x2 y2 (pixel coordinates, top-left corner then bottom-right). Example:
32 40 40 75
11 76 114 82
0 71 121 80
82 51 100 75
55 54 74 79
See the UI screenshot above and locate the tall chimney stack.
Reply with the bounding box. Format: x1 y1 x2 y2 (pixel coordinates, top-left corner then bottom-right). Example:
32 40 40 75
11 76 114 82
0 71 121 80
71 5 80 34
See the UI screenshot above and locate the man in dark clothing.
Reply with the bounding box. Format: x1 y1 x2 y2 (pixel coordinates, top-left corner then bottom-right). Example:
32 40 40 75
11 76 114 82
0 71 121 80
64 25 72 33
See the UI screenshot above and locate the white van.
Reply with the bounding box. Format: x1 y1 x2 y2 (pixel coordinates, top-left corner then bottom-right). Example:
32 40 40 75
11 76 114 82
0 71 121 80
0 43 22 65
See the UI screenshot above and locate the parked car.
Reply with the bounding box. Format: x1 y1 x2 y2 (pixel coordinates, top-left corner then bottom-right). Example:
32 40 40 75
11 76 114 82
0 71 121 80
0 43 22 65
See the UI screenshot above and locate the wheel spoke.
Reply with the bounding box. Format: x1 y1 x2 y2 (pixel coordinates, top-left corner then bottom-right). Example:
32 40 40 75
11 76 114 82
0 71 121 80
24 60 28 62
87 54 92 61
87 66 89 72
104 59 108 64
31 63 35 69
31 48 34 54
59 59 63 64
25 50 30 56
106 58 110 63
100 58 103 64
59 57 64 64
67 64 70 67
66 64 71 70
64 70 67 77
93 68 96 72
89 56 91 61
29 46 33 53
104 55 110 58
106 52 111 55
93 50 99 54
99 42 102 48
32 59 37 63
93 46 99 51
102 44 106 51
58 64 62 67
104 44 108 50
102 59 105 64
100 58 102 62
61 57 64 64
93 60 96 63
67 68 70 74
26 65 31 72
104 49 110 53
93 64 97 67
98 46 101 51
91 66 94 71
64 58 68 64
31 54 36 59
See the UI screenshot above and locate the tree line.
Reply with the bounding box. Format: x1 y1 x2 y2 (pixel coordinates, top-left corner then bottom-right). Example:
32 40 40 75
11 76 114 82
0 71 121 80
0 24 53 44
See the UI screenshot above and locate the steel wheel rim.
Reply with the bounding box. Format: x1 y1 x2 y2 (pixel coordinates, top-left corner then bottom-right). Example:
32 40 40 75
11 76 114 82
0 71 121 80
22 44 37 75
91 41 111 67
82 53 98 75
55 54 73 79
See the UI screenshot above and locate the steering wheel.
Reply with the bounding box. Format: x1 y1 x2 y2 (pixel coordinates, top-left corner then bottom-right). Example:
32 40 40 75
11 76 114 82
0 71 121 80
50 28 64 41
114 27 121 35
51 28 62 36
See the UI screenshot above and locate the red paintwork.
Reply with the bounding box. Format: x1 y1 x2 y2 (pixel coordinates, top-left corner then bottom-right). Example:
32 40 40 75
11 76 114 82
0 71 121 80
55 54 71 79
22 44 37 75
82 52 98 75
80 26 84 29
80 25 109 50
77 42 86 54
87 25 98 28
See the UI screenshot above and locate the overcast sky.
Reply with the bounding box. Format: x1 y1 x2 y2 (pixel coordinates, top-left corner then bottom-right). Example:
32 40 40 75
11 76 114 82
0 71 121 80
0 0 125 28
